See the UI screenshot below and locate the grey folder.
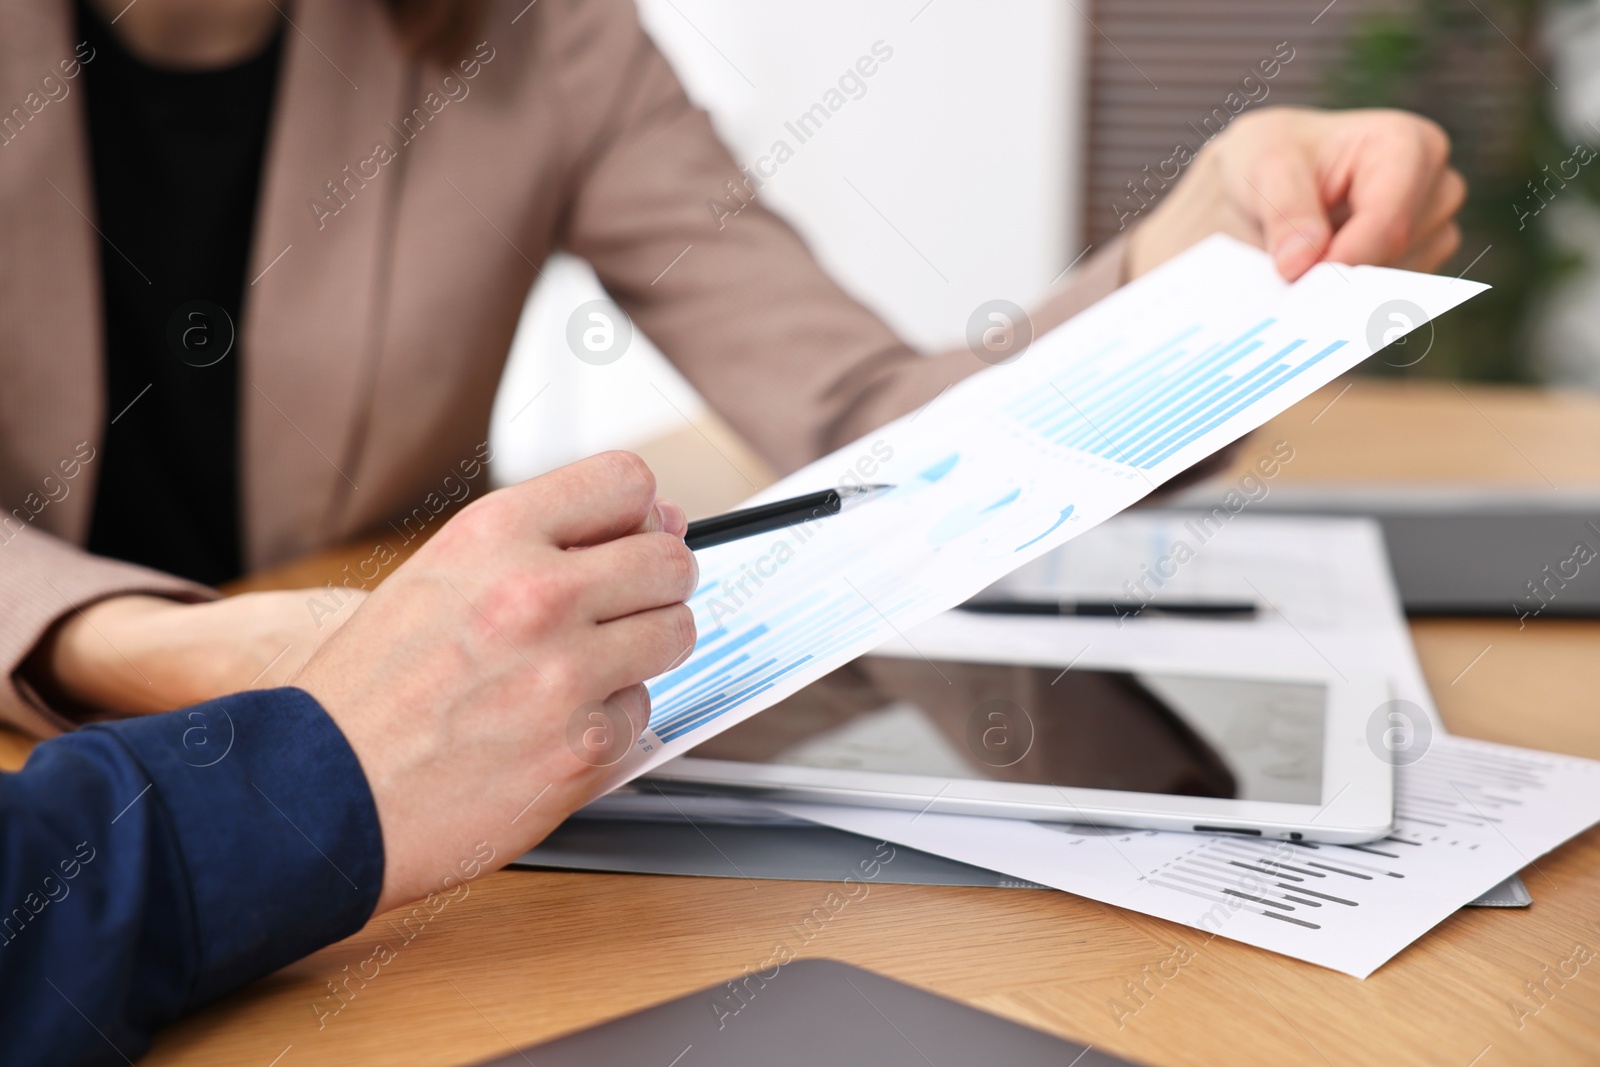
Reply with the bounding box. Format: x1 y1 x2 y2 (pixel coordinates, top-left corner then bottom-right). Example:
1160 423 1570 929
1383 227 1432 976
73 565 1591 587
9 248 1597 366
514 811 1527 906
1168 488 1600 617
513 816 1046 889
472 958 1141 1066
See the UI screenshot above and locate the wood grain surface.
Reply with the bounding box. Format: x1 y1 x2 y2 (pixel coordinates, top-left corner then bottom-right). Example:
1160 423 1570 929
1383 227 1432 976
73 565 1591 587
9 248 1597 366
7 380 1600 1066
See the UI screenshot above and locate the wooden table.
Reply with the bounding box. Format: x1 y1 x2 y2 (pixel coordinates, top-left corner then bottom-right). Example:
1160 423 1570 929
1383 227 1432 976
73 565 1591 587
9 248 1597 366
9 380 1600 1066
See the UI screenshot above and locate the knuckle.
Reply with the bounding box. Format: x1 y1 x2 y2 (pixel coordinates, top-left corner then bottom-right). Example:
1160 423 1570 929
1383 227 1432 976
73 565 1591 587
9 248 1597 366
1227 109 1263 139
501 566 579 634
616 683 652 733
1383 216 1413 259
630 532 697 597
1243 145 1305 200
652 533 698 594
599 450 656 500
543 657 586 705
1420 119 1451 164
1235 105 1289 137
682 542 700 595
431 493 494 550
668 603 698 658
462 484 511 525
1440 223 1462 262
451 486 523 544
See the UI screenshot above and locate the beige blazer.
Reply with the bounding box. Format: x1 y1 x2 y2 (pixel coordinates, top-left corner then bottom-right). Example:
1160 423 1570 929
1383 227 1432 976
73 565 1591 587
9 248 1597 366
0 0 1124 736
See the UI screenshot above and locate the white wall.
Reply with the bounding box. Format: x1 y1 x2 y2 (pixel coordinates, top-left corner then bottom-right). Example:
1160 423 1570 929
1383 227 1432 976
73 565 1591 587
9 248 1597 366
490 0 1082 484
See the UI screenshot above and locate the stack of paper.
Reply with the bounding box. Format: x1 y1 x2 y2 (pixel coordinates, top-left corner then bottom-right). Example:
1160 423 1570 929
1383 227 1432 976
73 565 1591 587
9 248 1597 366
781 736 1600 978
770 514 1600 977
777 735 1600 979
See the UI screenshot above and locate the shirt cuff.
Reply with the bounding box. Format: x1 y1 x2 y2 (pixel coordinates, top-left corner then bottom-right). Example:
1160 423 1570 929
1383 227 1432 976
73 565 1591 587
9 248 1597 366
94 686 384 1005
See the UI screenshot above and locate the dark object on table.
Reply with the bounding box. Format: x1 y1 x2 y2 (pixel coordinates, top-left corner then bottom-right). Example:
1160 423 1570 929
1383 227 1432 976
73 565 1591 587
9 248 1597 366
1171 487 1600 617
471 958 1143 1066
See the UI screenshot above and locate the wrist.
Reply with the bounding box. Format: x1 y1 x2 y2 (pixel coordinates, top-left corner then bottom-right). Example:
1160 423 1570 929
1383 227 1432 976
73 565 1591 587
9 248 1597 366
1125 148 1233 279
27 595 182 716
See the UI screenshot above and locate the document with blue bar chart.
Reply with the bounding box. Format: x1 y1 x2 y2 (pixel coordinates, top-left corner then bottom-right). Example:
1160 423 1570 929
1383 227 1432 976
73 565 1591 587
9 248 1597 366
603 234 1489 789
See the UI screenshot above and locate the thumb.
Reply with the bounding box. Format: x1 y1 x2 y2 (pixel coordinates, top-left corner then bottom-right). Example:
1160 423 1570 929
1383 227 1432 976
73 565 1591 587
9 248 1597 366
1243 151 1332 281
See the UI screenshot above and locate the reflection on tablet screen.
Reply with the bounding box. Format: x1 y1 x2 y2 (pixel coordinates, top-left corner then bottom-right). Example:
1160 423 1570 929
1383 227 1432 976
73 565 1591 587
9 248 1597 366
689 657 1325 804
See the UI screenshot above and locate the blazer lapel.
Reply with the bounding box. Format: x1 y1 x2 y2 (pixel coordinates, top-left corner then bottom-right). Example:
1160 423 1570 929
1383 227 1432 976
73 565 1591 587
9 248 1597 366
0 0 103 542
240 0 411 569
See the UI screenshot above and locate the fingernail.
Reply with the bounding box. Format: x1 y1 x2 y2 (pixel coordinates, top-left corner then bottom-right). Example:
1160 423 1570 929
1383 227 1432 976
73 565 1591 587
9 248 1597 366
654 499 687 537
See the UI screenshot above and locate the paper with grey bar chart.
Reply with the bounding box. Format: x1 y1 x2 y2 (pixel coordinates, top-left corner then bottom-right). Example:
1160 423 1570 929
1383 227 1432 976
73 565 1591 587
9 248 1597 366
782 735 1600 979
602 235 1489 789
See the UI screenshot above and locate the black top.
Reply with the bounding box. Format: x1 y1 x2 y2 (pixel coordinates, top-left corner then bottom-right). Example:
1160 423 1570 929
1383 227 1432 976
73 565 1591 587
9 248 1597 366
79 0 283 586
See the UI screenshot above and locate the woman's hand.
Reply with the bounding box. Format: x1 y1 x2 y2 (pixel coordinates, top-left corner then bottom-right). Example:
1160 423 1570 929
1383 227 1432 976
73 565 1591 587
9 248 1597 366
293 451 696 913
1127 107 1468 281
29 587 367 717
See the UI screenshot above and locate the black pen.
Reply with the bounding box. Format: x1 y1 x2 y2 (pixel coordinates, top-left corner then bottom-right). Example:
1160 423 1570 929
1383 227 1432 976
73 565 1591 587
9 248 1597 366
685 484 894 550
959 599 1258 620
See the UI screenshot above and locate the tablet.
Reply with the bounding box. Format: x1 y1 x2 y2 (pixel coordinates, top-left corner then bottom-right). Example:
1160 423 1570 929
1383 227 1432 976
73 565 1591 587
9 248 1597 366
472 959 1134 1066
647 654 1394 843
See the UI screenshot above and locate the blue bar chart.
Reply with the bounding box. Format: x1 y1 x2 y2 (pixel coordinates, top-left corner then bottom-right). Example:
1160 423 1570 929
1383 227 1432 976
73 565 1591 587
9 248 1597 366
647 580 918 744
606 235 1486 786
1004 320 1347 469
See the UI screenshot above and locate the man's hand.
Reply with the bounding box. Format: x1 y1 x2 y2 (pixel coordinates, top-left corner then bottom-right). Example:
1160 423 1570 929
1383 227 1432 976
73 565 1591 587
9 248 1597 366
1127 107 1467 281
29 588 366 717
293 451 696 914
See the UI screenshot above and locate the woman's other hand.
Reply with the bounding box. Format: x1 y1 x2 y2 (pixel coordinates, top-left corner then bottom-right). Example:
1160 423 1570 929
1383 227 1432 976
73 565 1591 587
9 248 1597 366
1127 107 1467 281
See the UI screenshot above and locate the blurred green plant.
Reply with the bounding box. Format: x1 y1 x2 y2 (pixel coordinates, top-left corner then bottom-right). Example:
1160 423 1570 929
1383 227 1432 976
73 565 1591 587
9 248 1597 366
1322 0 1587 382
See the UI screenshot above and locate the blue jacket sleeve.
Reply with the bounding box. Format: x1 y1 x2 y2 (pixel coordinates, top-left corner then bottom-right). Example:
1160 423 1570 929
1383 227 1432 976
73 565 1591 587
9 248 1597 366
0 687 384 1067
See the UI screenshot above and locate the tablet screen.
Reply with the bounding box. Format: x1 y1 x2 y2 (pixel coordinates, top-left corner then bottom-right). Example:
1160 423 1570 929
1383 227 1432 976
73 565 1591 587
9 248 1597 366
688 657 1326 804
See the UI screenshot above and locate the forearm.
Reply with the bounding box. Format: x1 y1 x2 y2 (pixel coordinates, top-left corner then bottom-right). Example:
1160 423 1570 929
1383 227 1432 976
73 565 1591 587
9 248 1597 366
0 688 382 1065
556 1 1133 472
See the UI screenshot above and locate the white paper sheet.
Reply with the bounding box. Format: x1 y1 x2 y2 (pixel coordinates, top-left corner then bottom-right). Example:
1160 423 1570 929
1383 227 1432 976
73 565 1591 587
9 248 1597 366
606 235 1488 787
778 736 1600 978
891 513 1443 726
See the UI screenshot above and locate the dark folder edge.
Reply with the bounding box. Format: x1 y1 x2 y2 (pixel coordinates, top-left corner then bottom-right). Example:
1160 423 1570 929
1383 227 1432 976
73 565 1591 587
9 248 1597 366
514 814 1528 907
